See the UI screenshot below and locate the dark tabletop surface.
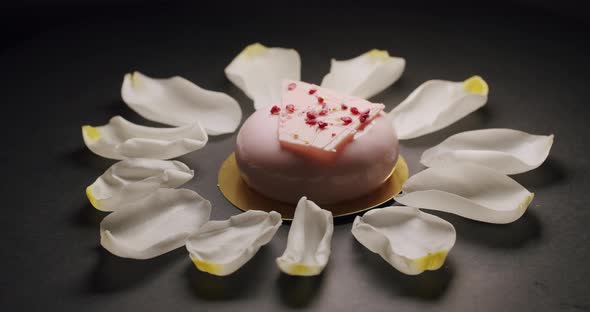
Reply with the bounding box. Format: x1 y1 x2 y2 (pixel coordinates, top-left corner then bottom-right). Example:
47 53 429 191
1 2 589 311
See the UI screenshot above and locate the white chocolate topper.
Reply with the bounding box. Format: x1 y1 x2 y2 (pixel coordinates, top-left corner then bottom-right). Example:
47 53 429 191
276 80 385 161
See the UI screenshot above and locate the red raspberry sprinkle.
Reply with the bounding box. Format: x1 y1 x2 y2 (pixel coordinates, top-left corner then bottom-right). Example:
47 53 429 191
341 103 348 110
350 107 360 115
286 104 295 113
317 97 325 104
306 119 317 125
319 108 328 116
306 111 317 119
318 121 328 129
287 82 297 91
309 89 317 95
270 105 281 115
341 116 353 125
360 111 370 121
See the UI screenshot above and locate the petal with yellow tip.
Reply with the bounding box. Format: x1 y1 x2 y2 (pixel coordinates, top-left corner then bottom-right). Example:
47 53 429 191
100 188 211 259
87 158 194 212
225 43 301 110
352 206 455 275
121 71 242 135
321 49 405 99
86 186 101 209
186 210 282 276
421 129 554 174
82 125 101 142
389 76 489 140
463 75 489 95
276 197 333 276
394 163 534 224
81 115 207 160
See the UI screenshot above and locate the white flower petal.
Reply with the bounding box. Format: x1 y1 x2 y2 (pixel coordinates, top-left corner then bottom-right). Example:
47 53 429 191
121 71 242 135
320 49 405 99
225 43 301 110
352 206 455 275
81 116 208 160
421 129 554 175
100 188 211 259
186 210 282 276
394 163 534 224
86 158 194 211
390 76 489 140
276 197 333 276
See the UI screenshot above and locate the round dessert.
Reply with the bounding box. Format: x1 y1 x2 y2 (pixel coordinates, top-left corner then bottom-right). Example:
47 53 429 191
235 80 399 205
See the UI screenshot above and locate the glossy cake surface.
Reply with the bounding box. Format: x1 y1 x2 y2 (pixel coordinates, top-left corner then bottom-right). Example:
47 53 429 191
235 81 399 204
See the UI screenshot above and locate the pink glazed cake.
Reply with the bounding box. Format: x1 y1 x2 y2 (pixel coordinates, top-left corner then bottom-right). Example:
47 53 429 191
235 80 399 205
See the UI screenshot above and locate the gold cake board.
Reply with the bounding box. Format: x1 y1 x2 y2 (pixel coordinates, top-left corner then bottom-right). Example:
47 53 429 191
217 153 409 220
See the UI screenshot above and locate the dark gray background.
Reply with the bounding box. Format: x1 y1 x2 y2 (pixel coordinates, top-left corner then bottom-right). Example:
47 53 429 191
1 2 589 311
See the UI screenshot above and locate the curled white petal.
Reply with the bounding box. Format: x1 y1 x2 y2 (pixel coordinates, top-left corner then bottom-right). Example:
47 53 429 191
276 197 333 276
81 116 208 160
86 158 194 212
121 71 242 135
390 76 489 140
100 188 211 259
186 210 282 276
320 49 405 99
421 128 554 175
394 163 534 224
352 206 456 275
225 43 301 110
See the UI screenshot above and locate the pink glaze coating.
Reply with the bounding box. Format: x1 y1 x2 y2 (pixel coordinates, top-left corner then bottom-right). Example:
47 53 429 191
235 108 399 205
